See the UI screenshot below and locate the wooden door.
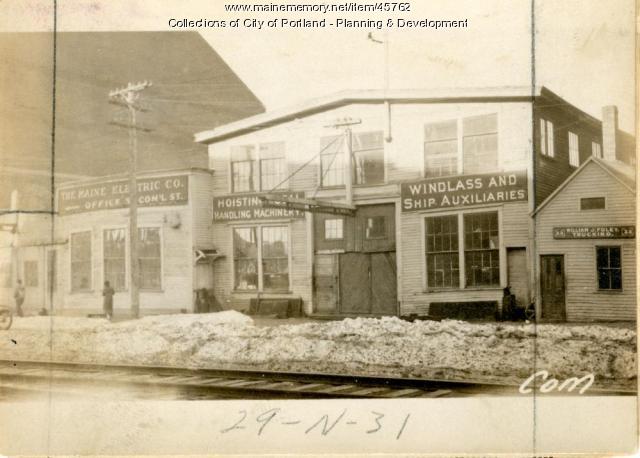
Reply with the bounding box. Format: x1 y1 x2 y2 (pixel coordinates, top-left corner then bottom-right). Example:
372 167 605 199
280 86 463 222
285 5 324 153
507 248 528 306
339 252 371 314
313 254 339 313
540 255 566 321
370 252 397 315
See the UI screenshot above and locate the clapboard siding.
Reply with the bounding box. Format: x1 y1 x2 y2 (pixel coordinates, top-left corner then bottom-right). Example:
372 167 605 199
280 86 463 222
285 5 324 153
536 162 636 321
190 171 215 249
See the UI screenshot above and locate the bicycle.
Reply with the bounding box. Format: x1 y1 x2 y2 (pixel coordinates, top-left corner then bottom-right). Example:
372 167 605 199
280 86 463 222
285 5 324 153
0 306 13 330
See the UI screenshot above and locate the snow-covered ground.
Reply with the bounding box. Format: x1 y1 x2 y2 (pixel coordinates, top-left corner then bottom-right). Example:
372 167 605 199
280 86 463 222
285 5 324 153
0 312 635 389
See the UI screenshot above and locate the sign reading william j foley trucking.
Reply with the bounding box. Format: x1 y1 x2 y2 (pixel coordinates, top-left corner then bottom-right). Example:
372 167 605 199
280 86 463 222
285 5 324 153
212 192 306 221
57 175 189 215
400 171 528 212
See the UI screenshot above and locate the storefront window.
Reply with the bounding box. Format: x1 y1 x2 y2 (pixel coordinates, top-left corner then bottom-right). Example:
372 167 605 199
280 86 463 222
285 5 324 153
425 215 459 288
596 246 622 290
24 260 38 287
464 212 499 287
234 227 258 290
71 231 92 291
463 114 498 174
261 226 289 290
138 228 162 290
104 228 126 291
424 120 458 178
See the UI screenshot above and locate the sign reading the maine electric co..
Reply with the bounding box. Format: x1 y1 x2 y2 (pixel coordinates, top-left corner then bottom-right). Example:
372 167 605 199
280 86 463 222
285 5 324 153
401 171 528 212
58 175 188 215
212 192 306 221
553 226 635 239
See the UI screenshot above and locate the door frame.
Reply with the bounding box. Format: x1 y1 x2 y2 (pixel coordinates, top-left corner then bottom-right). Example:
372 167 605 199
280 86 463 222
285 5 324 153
539 254 567 321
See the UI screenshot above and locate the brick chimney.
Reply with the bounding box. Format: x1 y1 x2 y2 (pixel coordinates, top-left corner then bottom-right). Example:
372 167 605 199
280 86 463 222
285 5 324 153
601 105 618 161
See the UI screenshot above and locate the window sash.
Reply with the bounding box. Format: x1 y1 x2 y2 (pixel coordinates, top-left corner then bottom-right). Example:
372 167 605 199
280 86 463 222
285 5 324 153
569 132 579 167
104 228 126 291
324 219 344 240
425 120 458 178
597 246 622 290
425 215 460 289
70 232 92 291
138 228 161 290
540 119 555 157
592 141 602 158
463 212 499 287
233 227 259 290
233 226 289 291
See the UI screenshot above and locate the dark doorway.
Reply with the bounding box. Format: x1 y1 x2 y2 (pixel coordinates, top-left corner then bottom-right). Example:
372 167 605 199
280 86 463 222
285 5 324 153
313 254 339 313
540 255 566 321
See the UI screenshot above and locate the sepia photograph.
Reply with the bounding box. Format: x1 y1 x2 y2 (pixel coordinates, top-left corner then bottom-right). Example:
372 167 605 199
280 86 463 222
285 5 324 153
0 0 637 456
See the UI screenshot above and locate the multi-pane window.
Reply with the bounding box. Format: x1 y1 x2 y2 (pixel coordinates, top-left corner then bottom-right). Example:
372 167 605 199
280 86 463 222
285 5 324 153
24 260 38 287
365 216 387 239
580 197 605 210
261 226 289 290
463 114 498 174
596 246 622 290
592 141 602 158
320 132 384 187
233 226 289 291
320 135 345 187
103 228 126 291
568 131 580 167
540 118 555 157
324 219 344 240
138 228 161 290
231 145 256 193
259 142 286 190
424 120 458 178
425 215 459 289
353 131 384 185
233 227 258 290
464 212 499 287
71 231 92 291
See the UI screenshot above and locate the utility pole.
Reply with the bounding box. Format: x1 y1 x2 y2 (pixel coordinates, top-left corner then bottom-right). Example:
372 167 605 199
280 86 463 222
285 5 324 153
108 81 152 319
326 117 361 205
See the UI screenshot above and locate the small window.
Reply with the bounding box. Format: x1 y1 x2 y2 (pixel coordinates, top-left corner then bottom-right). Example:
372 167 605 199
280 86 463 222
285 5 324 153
580 197 605 210
592 141 602 158
24 261 38 287
365 216 387 239
597 246 622 290
324 219 344 240
540 119 555 157
568 131 579 167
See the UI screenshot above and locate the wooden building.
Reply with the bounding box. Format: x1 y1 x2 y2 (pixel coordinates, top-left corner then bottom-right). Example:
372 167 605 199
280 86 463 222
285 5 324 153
0 168 217 316
196 86 634 321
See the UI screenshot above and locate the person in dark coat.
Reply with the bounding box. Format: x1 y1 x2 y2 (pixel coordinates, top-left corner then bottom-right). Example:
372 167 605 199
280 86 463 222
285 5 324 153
13 279 25 317
102 281 115 321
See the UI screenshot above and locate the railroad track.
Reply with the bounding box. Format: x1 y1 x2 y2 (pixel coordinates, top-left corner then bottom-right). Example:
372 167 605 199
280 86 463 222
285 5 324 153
0 359 518 399
0 360 633 399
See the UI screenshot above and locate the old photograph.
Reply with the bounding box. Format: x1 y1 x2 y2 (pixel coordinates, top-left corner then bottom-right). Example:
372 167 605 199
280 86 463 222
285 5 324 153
0 0 637 455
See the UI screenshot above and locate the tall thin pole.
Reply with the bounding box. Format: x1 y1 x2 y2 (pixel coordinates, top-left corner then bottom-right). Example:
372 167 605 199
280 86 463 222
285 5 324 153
108 81 151 319
344 127 353 205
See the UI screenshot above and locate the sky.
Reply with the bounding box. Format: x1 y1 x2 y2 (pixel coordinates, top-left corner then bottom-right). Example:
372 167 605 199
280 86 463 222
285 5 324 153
1 0 633 131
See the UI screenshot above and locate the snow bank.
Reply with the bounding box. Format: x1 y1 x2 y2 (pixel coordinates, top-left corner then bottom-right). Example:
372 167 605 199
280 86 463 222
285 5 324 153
0 313 635 389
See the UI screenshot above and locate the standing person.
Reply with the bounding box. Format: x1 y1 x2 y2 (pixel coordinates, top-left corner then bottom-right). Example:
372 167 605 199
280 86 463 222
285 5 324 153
13 279 25 317
102 281 115 321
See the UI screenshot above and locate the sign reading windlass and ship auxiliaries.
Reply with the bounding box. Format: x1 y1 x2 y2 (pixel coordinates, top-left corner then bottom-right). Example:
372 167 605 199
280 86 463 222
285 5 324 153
400 171 528 212
212 192 306 221
57 175 189 215
553 226 635 239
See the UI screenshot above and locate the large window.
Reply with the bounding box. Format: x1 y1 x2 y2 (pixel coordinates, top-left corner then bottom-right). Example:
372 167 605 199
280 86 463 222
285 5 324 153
231 142 286 193
233 226 289 291
71 231 92 291
568 131 580 167
464 212 499 287
463 114 498 174
540 118 555 157
424 120 458 178
138 228 162 290
425 212 500 289
596 246 622 290
104 228 126 291
24 260 38 287
320 132 384 187
425 215 460 289
424 114 498 177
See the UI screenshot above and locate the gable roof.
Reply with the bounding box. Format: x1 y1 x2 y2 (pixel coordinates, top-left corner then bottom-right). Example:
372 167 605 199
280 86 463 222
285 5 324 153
532 156 636 216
